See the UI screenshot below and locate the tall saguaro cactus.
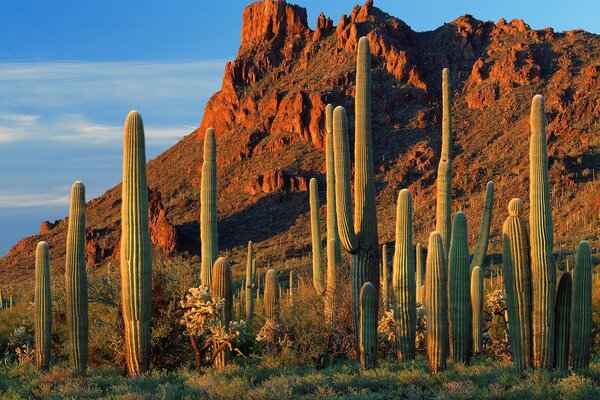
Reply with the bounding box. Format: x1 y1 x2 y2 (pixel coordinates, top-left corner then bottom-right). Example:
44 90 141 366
35 241 52 371
448 212 471 364
65 181 88 374
310 178 326 295
529 95 555 369
470 181 494 271
436 68 452 255
426 232 448 373
201 127 218 287
332 37 379 356
392 189 416 360
359 282 377 369
245 241 256 319
470 266 483 353
502 198 532 370
325 103 342 265
264 269 279 321
571 240 592 370
120 110 152 377
381 244 389 307
555 272 572 371
212 257 232 369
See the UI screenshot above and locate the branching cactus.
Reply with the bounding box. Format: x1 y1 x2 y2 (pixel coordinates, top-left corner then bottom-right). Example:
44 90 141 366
555 272 571 371
425 232 447 373
359 282 377 370
470 181 494 271
120 110 152 377
502 198 532 370
529 95 555 369
416 243 424 305
35 241 52 371
470 266 483 353
201 127 218 287
381 244 389 308
309 178 326 295
212 257 232 369
245 241 256 319
392 189 416 360
448 212 471 364
332 37 379 357
571 240 592 370
435 68 452 255
325 103 342 265
65 181 88 375
264 269 279 321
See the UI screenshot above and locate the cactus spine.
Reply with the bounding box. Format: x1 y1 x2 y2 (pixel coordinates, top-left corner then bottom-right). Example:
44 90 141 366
436 68 452 255
416 243 424 305
201 127 218 287
120 110 152 376
425 232 447 373
448 212 471 363
359 282 377 369
212 257 232 369
555 272 571 371
245 241 256 319
570 240 592 370
471 266 483 353
502 198 532 370
35 241 52 371
264 269 279 320
325 103 342 265
392 189 416 360
470 181 494 271
65 181 88 374
381 244 389 307
332 37 379 357
529 95 555 368
310 178 326 295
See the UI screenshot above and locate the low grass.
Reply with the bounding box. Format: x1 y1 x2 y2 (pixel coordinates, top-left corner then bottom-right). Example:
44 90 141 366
1 356 599 399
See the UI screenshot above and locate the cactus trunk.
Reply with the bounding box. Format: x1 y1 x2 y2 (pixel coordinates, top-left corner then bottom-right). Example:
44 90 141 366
325 103 342 265
471 266 483 353
212 257 232 369
426 232 448 373
381 244 389 308
570 240 592 370
325 238 338 327
359 282 377 369
470 181 494 271
201 127 218 287
245 241 256 319
310 178 325 295
416 243 424 305
264 269 279 321
35 241 52 371
65 181 88 374
392 189 416 360
448 212 471 364
120 110 152 377
435 68 452 255
555 272 571 371
529 95 555 369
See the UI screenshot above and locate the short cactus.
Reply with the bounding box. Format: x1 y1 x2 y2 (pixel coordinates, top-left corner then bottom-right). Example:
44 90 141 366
470 266 483 353
212 257 232 369
65 181 88 374
264 269 279 320
359 282 377 369
120 110 152 377
570 240 592 370
555 272 572 371
392 189 415 360
201 127 218 287
35 241 52 371
425 232 448 373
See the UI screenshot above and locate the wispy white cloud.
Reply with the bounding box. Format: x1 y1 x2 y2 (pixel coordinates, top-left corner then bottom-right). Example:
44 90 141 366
0 192 70 208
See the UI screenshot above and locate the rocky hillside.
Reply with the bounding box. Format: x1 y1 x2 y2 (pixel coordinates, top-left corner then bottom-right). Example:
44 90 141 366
1 0 598 286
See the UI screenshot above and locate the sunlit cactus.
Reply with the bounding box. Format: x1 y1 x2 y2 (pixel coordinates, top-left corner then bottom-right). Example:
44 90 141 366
212 257 232 369
245 241 256 319
359 282 377 369
415 243 424 305
264 269 279 321
201 127 218 287
381 244 389 307
570 240 592 370
425 232 448 373
35 241 52 371
555 272 571 371
470 266 483 353
470 181 494 271
435 68 452 255
325 103 342 265
309 178 325 295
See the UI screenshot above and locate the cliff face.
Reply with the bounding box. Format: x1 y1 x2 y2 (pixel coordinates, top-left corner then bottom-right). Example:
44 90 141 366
1 0 598 285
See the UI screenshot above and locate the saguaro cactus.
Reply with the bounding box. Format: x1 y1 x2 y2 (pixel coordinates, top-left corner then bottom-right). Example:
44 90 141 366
359 282 377 369
120 110 152 377
245 241 256 319
289 270 294 306
310 178 326 295
201 127 218 287
212 257 232 369
381 244 389 307
65 181 88 374
426 232 447 373
529 95 555 369
448 212 471 364
325 103 342 265
471 266 483 353
571 240 592 370
416 243 424 305
555 272 572 371
35 241 52 371
264 269 279 321
325 238 338 326
435 68 452 254
392 189 416 360
470 181 494 271
332 37 379 357
502 198 532 370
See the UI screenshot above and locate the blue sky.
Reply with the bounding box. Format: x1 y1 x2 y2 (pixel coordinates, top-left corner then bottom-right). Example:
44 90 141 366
0 0 598 256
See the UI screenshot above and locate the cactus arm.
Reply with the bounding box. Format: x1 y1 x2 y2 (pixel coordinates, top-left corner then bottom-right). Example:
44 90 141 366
470 181 495 271
310 178 326 295
325 103 342 264
470 266 483 353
